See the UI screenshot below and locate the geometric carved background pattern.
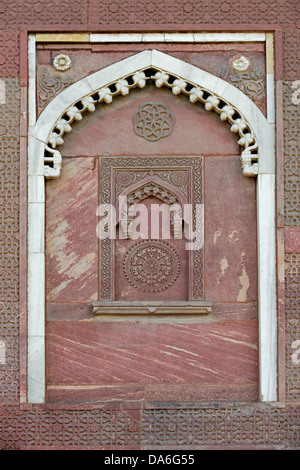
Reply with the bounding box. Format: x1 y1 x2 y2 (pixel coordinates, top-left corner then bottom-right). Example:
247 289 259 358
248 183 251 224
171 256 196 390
285 254 300 402
0 0 299 450
0 79 20 404
0 32 19 78
283 82 300 227
0 405 299 449
141 406 300 449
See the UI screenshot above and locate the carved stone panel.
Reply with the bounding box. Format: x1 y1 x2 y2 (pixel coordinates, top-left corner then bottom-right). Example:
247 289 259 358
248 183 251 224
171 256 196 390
99 156 203 302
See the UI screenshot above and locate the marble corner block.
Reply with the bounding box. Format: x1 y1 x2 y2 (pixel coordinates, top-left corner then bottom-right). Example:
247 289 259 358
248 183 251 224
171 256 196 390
28 252 45 337
142 33 165 42
28 335 45 404
36 33 89 42
28 175 45 203
28 77 36 127
257 123 275 174
267 74 275 124
28 35 36 127
164 33 195 42
28 203 45 253
28 53 36 79
266 33 274 74
193 33 266 42
90 33 143 43
28 34 36 55
28 135 46 176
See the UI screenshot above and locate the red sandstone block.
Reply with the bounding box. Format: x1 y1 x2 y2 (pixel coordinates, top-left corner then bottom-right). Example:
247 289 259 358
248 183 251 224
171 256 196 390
47 385 145 405
285 228 300 253
205 156 257 302
47 320 259 389
46 157 99 303
145 383 258 404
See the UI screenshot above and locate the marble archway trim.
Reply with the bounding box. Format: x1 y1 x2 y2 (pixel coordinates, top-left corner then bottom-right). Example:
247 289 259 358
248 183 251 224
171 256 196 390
27 50 276 403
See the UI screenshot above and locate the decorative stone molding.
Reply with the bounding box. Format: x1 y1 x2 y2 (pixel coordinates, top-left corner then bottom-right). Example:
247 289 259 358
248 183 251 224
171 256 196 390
41 52 263 179
92 301 213 316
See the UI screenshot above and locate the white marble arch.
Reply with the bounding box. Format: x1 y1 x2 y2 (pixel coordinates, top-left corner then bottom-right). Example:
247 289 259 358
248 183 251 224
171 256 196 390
28 49 276 403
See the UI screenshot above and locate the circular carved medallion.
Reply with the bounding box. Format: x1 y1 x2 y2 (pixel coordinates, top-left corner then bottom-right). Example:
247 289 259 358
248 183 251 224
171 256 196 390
116 171 134 187
230 55 250 73
170 171 189 187
53 54 72 71
133 102 175 142
122 240 181 293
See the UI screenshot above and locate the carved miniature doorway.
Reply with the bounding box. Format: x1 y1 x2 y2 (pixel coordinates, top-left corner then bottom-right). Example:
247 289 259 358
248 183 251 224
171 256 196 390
45 62 259 405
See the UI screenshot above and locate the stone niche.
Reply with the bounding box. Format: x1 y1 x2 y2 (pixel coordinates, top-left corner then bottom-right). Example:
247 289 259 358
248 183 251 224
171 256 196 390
45 78 258 405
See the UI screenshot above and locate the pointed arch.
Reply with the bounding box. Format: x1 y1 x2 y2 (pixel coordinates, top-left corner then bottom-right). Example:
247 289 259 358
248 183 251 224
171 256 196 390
30 50 274 178
27 50 277 404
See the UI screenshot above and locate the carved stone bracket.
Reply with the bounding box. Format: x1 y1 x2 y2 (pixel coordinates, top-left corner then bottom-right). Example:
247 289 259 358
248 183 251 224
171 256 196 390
241 150 259 177
43 145 62 179
43 66 259 179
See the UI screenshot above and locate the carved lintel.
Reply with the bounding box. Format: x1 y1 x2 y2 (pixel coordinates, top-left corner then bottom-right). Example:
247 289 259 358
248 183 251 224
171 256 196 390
91 300 213 316
44 146 62 179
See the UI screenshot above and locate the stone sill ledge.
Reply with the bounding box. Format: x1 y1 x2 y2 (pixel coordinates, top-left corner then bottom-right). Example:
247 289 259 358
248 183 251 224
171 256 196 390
91 301 213 316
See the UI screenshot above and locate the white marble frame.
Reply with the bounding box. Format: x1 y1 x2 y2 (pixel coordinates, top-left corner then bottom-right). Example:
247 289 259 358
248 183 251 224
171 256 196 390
28 49 277 403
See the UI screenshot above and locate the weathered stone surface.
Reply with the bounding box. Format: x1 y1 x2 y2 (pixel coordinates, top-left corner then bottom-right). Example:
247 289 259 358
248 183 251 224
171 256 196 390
205 156 257 302
145 383 258 404
285 228 300 253
47 384 145 405
46 157 99 303
47 320 258 389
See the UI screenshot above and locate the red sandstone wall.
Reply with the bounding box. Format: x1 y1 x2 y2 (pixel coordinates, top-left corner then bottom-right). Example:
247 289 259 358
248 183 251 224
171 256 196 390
0 0 299 450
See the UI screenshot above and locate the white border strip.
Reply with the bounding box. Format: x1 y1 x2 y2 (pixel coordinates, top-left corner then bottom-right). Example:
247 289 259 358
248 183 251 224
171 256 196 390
28 33 46 403
90 32 266 43
267 73 275 124
27 43 276 404
28 34 36 127
257 174 277 401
